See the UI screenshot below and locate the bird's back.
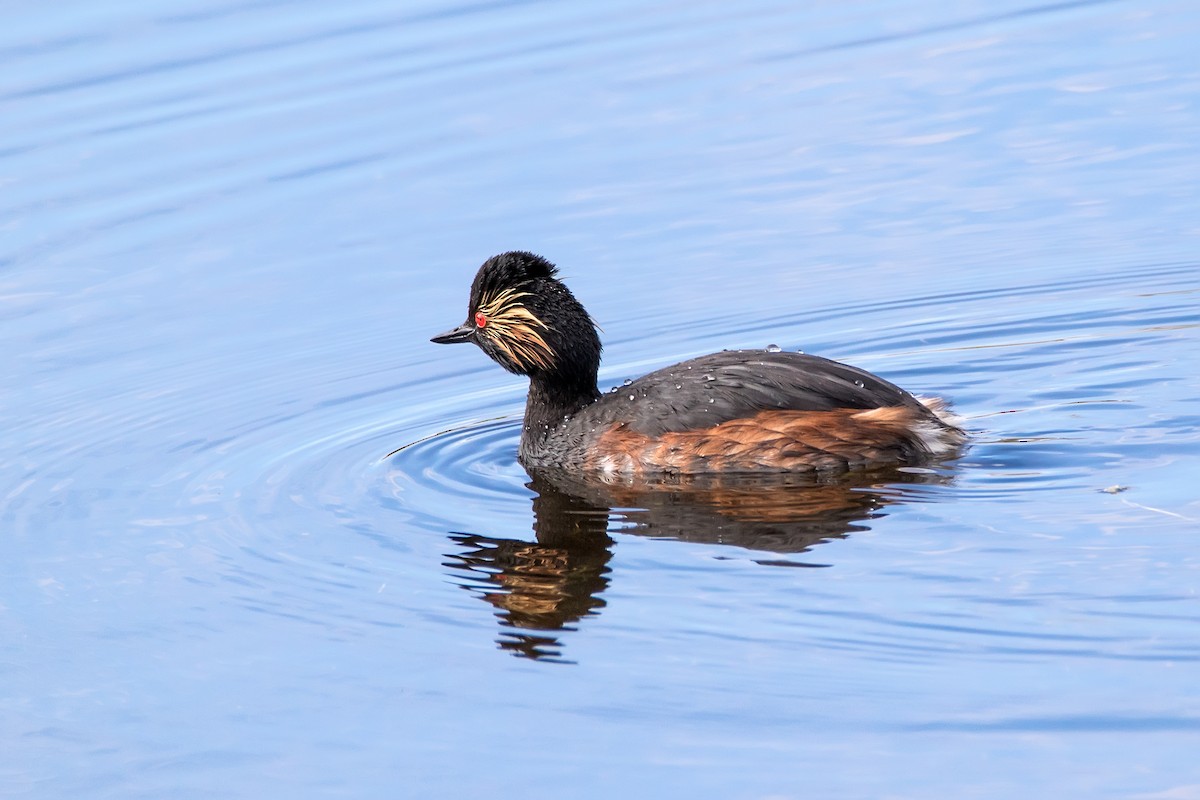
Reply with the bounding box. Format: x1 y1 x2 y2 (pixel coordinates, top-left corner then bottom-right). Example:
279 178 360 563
524 350 964 474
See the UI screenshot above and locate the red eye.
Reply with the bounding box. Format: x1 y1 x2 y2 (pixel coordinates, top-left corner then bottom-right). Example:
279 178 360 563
474 311 487 328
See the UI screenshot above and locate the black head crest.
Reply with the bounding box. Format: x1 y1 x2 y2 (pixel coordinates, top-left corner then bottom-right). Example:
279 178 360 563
471 251 559 303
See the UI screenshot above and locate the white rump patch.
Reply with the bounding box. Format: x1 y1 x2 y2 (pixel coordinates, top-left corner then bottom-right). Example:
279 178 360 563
913 396 968 455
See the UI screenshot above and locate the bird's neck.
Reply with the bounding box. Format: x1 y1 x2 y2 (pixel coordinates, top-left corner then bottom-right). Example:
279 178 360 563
523 373 600 436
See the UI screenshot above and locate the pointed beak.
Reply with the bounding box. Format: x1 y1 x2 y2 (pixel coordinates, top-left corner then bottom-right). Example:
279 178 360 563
430 322 475 345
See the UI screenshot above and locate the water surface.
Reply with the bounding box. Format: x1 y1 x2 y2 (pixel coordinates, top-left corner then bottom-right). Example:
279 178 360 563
3 1 1199 797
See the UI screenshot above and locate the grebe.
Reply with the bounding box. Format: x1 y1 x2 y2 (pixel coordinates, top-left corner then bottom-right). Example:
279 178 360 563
432 251 965 474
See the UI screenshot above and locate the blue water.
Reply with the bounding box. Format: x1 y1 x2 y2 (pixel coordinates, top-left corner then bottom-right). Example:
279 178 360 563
3 1 1199 797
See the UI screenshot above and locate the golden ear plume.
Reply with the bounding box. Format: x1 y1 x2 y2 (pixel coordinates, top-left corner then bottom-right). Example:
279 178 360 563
478 289 555 371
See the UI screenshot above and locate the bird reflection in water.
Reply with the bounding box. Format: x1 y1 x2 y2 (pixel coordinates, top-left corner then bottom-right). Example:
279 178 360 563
445 486 613 662
443 467 952 661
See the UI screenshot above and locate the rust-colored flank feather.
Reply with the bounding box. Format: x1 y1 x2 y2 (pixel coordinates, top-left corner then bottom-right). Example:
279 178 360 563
587 406 939 474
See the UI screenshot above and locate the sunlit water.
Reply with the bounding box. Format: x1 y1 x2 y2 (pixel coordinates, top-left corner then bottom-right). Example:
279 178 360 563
3 1 1199 797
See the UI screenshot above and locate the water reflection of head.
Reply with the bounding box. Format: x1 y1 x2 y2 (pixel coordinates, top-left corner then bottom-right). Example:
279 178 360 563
444 483 613 662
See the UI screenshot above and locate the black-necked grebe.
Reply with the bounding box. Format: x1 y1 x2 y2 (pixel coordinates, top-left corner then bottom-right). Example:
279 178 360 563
431 251 965 474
